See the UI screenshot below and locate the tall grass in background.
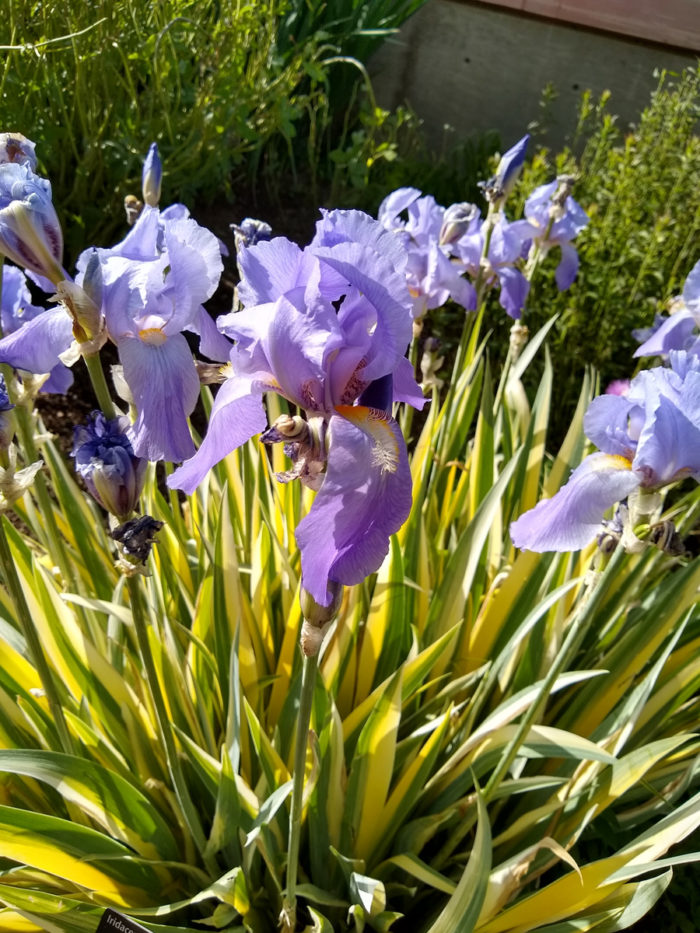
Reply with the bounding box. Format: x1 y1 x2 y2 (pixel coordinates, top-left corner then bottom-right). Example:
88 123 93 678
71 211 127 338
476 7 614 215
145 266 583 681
0 0 428 260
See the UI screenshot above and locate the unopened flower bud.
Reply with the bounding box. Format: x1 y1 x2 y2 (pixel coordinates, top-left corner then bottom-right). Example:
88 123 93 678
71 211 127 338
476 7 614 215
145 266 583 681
0 162 64 283
420 337 444 392
648 520 685 556
72 412 146 521
551 174 577 212
480 134 529 208
0 133 37 171
439 202 479 245
231 217 272 254
53 279 104 345
509 321 529 361
195 360 228 385
0 445 42 510
299 581 344 656
80 248 104 310
141 143 162 208
300 581 344 626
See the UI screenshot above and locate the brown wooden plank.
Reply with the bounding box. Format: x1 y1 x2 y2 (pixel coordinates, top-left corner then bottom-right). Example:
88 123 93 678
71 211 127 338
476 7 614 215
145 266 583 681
469 0 700 51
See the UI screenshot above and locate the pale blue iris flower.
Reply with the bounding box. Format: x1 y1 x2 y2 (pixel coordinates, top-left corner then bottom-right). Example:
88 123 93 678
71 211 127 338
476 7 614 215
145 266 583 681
169 208 425 606
511 352 700 551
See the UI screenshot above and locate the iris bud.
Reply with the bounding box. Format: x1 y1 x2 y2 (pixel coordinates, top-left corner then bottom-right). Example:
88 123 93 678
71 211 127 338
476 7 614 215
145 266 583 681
231 217 272 254
300 581 344 656
0 133 37 171
480 134 530 208
141 143 162 208
72 412 146 520
0 162 64 283
439 202 479 245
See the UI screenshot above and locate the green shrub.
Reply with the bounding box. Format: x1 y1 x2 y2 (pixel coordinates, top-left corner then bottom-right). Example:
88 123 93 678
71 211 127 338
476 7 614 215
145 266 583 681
515 66 700 421
0 0 428 261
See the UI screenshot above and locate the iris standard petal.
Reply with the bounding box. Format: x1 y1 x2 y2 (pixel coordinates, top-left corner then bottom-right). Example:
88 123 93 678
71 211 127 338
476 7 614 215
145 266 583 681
265 294 340 409
118 332 200 462
377 188 422 229
510 452 640 552
633 390 700 486
314 208 409 274
167 376 268 493
236 236 310 307
295 407 412 605
312 241 413 383
163 216 223 318
583 393 640 459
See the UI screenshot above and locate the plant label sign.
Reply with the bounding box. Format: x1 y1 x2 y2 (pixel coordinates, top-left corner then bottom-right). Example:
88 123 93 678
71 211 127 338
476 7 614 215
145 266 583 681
96 909 151 933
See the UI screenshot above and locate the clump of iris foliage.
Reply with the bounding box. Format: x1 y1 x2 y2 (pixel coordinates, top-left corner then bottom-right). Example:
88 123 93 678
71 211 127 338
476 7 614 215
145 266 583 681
0 0 427 260
0 128 698 933
510 66 700 435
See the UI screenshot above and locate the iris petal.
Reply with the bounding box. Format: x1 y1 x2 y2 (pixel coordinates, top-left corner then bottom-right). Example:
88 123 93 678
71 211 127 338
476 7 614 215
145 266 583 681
296 408 412 605
167 376 267 493
119 333 200 462
510 452 640 552
0 305 73 373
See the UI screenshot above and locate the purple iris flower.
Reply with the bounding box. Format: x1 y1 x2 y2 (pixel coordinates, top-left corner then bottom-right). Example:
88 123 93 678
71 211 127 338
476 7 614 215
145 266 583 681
78 204 227 462
0 160 65 285
510 177 589 290
453 213 530 318
72 411 147 520
635 260 700 358
169 208 425 606
510 351 700 551
0 265 73 393
378 188 477 318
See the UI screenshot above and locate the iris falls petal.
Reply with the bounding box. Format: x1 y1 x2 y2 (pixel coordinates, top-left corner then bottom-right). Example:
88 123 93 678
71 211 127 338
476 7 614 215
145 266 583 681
295 407 412 605
510 452 641 552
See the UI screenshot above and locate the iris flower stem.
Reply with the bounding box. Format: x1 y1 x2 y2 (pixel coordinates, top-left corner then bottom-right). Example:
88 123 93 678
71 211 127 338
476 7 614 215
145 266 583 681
0 515 76 755
400 336 420 440
126 574 219 877
83 351 117 420
434 546 625 867
15 404 77 590
283 649 318 929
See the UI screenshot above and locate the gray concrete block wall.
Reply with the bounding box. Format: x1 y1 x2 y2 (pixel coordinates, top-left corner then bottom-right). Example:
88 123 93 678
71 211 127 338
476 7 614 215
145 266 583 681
369 0 697 152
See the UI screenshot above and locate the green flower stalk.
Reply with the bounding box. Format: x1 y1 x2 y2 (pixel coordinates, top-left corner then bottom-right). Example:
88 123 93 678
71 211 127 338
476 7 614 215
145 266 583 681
282 583 343 932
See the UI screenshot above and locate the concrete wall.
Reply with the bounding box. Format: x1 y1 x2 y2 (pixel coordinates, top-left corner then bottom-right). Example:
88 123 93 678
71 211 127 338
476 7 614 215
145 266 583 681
369 0 698 153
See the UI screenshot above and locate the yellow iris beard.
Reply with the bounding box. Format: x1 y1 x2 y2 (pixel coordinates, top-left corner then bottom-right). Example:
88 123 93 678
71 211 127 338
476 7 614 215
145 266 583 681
335 405 400 474
596 454 633 471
